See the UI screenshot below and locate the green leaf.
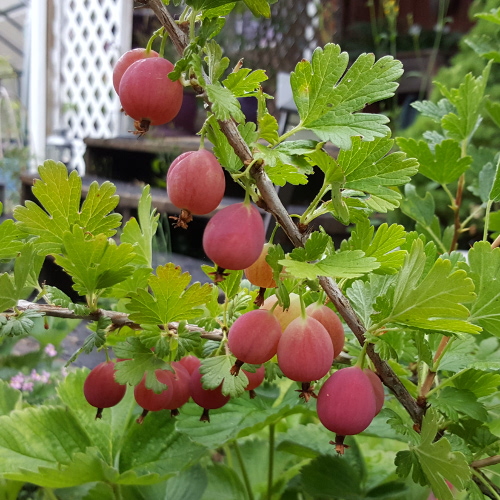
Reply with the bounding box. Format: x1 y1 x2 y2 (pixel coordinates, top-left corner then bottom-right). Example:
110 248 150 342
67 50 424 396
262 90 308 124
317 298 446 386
436 62 492 142
53 227 136 297
207 117 257 173
202 265 243 299
0 406 113 488
264 162 308 186
397 138 472 185
127 263 213 327
452 368 500 398
44 285 90 315
0 309 42 337
340 136 419 212
201 464 248 500
113 338 168 391
118 411 207 484
120 186 159 267
308 111 392 150
468 241 500 336
204 40 230 83
465 34 500 63
488 157 500 202
176 321 202 357
200 355 248 397
342 220 406 274
258 112 279 145
429 387 488 421
0 219 24 260
223 68 268 97
411 99 455 122
66 316 111 364
0 380 22 416
395 410 470 500
206 84 246 122
14 161 121 255
242 0 271 17
0 276 15 312
475 7 500 25
280 250 380 280
186 0 235 10
289 231 331 262
377 239 480 334
486 100 500 129
298 52 403 147
300 454 364 499
175 389 313 449
291 46 402 149
346 274 394 329
164 464 208 500
290 44 349 126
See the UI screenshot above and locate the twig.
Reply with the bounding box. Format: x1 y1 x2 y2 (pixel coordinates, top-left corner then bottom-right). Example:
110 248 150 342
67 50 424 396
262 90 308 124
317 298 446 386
13 300 224 341
143 0 425 427
471 456 500 469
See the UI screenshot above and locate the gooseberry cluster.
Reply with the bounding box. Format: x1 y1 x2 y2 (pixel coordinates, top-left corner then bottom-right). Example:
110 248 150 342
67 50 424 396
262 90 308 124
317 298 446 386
83 355 266 423
105 49 384 450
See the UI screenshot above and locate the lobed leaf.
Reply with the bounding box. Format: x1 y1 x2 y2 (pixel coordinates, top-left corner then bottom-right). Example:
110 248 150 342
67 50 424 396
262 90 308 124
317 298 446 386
468 241 500 336
14 161 121 255
128 263 212 328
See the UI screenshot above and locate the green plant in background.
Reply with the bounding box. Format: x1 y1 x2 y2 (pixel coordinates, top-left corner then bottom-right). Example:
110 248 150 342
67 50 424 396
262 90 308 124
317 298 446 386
404 0 500 148
2 1 500 499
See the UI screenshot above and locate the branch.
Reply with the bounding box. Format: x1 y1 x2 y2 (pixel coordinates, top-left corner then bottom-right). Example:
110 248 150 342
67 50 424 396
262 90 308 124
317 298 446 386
141 0 425 427
14 300 223 341
471 456 500 469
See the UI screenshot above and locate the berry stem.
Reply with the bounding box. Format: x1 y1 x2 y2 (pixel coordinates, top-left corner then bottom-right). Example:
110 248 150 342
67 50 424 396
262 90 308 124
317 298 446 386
355 340 369 369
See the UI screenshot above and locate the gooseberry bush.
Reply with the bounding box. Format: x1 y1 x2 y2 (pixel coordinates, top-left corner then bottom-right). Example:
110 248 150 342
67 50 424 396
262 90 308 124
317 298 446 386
1 1 500 499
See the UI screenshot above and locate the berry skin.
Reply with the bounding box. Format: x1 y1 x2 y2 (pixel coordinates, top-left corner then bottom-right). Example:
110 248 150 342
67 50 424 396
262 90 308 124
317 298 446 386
277 316 334 384
166 150 226 227
189 367 230 422
261 293 301 331
118 57 183 133
177 355 201 375
316 366 377 437
113 48 159 94
363 369 384 415
134 369 174 423
162 362 191 414
228 309 282 369
243 366 266 392
305 303 345 358
244 243 276 289
83 361 127 419
202 202 265 279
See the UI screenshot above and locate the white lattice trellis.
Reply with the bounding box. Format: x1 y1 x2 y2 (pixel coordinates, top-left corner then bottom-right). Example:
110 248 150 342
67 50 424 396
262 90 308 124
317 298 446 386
48 0 132 173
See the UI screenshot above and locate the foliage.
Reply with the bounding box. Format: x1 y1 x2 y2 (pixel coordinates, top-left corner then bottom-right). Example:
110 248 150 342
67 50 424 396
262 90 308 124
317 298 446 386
2 0 500 499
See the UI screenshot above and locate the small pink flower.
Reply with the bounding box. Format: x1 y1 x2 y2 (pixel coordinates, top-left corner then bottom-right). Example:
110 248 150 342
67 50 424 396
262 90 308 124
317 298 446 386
44 344 57 357
21 381 34 392
10 373 25 390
